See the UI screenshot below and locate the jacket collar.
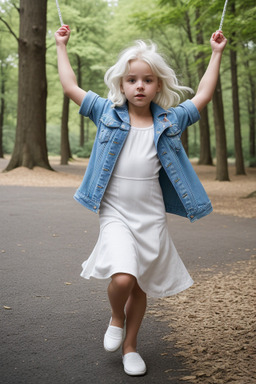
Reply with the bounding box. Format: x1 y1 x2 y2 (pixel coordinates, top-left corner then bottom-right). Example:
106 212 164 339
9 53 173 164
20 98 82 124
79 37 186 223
115 101 170 120
111 101 179 139
115 103 130 129
100 102 130 130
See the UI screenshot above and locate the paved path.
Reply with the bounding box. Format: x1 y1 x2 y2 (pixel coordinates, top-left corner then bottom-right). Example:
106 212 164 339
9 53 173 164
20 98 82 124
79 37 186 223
1 185 255 383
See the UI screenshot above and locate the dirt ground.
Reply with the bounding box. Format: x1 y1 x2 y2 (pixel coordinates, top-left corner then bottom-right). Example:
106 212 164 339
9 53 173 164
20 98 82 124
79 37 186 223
150 257 256 384
1 157 255 384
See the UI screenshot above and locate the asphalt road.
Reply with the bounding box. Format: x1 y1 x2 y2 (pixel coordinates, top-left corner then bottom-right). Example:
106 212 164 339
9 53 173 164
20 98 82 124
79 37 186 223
1 185 255 384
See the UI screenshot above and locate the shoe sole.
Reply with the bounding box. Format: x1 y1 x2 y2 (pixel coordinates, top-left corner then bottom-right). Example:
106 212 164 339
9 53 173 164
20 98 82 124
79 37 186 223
124 367 147 376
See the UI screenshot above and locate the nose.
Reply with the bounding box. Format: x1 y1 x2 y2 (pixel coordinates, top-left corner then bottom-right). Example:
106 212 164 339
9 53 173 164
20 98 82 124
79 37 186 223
137 80 144 89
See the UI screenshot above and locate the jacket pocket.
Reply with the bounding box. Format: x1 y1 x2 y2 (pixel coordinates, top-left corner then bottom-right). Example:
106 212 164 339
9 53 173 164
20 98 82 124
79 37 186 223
98 127 113 143
98 115 121 143
164 126 182 152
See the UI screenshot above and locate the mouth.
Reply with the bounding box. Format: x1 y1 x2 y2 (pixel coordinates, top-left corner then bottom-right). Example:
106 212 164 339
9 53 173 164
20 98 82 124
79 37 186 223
135 94 145 98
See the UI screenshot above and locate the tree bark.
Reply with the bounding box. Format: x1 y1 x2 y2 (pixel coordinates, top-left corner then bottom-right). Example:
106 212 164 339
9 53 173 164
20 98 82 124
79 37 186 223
0 62 5 158
60 94 72 165
195 9 213 165
212 75 229 181
76 54 85 147
248 80 255 163
181 54 191 155
230 42 246 174
180 12 194 156
229 3 246 175
242 43 255 166
5 0 51 171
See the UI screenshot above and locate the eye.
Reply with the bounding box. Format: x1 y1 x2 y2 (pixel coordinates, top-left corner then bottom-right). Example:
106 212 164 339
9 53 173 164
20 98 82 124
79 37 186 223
145 79 153 83
127 78 135 83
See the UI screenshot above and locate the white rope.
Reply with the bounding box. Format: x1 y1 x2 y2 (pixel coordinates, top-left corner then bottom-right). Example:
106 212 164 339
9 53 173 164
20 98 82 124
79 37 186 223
56 0 64 26
219 0 229 31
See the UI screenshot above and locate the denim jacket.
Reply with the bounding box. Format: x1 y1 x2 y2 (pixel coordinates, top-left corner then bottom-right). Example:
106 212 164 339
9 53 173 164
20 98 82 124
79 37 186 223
74 91 212 222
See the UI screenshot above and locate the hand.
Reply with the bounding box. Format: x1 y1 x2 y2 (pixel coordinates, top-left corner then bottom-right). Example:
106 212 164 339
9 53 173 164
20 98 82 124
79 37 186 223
210 30 227 52
55 25 71 46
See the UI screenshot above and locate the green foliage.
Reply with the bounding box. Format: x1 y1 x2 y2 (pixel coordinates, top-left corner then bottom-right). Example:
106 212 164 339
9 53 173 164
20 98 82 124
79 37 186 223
3 123 15 153
130 0 255 163
0 0 255 163
0 0 19 156
73 140 95 158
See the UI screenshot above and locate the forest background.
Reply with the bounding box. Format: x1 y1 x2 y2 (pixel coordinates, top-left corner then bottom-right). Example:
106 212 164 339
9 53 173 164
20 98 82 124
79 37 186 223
0 0 255 182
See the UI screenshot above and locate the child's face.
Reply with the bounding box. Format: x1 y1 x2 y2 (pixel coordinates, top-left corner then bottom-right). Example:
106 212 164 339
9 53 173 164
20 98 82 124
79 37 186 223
121 59 161 110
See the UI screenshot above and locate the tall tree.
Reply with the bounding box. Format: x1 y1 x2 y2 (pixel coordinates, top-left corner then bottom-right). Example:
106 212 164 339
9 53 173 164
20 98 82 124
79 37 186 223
0 3 18 159
195 8 213 165
229 1 246 175
212 75 229 181
76 54 85 147
0 60 5 158
5 0 51 171
246 57 256 165
60 94 72 165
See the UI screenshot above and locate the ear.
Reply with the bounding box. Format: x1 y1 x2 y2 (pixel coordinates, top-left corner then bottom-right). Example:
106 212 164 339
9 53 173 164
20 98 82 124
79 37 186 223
120 80 124 94
157 79 162 93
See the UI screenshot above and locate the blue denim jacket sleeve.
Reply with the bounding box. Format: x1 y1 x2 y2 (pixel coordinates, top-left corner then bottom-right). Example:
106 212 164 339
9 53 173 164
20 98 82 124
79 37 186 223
79 90 108 127
172 100 200 133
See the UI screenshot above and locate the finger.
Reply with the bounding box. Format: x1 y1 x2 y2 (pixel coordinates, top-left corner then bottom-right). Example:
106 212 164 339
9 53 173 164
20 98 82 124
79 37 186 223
57 25 70 36
212 30 225 43
59 25 70 32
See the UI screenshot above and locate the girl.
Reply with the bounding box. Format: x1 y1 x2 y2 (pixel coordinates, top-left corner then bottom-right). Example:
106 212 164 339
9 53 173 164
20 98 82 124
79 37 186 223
55 26 227 376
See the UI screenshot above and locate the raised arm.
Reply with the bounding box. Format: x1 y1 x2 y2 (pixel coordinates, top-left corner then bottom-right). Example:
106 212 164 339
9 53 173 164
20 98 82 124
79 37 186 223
55 25 86 106
191 30 227 112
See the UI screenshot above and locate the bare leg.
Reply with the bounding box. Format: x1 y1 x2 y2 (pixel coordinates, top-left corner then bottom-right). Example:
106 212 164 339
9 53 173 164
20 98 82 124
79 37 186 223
122 281 147 355
107 273 136 328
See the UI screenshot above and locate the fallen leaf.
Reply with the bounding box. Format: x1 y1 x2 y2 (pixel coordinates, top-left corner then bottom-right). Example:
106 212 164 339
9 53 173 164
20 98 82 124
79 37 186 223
180 376 197 381
150 259 256 384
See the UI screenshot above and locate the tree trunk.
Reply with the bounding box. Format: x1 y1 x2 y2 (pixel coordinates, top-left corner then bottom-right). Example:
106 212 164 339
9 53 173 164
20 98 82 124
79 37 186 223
198 107 212 165
5 0 50 171
246 57 255 165
77 54 85 147
248 86 255 163
230 42 246 174
181 49 189 155
195 9 213 165
0 62 5 158
180 12 194 156
229 3 246 175
60 93 72 165
212 75 229 181
243 45 255 166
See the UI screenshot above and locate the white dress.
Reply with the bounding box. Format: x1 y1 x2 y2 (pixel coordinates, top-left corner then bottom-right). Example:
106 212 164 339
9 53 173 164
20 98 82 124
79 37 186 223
80 125 193 298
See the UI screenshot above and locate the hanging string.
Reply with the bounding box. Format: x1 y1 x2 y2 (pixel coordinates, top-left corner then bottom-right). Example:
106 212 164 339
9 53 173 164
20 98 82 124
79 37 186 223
219 0 229 31
56 0 64 26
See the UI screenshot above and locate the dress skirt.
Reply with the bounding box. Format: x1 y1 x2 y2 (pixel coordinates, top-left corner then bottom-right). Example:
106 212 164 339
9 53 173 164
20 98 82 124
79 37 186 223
80 126 193 298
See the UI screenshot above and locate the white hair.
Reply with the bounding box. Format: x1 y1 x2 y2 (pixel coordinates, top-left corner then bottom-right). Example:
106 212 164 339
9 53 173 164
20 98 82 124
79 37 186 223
104 40 193 110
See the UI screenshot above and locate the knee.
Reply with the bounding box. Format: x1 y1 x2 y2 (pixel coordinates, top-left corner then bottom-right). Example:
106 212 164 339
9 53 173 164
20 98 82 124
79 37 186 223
111 273 136 292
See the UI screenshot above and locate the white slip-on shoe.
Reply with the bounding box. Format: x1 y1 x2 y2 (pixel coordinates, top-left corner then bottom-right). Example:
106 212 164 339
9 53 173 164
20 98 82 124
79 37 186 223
103 318 125 352
122 352 147 376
